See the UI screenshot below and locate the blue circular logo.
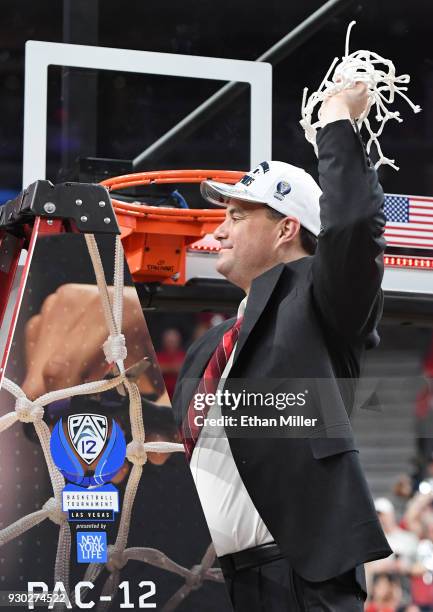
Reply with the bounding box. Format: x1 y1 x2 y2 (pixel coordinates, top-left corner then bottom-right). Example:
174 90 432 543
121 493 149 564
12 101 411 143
276 181 291 196
50 414 126 487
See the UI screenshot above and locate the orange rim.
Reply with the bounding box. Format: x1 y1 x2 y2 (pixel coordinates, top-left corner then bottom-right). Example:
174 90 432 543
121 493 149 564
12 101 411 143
100 169 244 219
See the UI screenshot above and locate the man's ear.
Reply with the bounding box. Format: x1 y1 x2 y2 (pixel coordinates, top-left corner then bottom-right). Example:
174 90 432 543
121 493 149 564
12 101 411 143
277 217 300 246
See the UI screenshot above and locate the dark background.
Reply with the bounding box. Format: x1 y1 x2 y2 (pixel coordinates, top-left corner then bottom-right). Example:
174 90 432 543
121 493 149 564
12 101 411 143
0 0 432 200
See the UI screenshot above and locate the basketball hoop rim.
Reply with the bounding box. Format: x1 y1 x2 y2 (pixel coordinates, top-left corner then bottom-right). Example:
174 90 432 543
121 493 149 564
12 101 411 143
100 169 244 220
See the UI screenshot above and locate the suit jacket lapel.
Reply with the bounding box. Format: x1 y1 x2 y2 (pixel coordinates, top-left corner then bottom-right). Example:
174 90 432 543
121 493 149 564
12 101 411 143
188 318 234 380
175 263 285 423
175 318 235 423
232 263 285 366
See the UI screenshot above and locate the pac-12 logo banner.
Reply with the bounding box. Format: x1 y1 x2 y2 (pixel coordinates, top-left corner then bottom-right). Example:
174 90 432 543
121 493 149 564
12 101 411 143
68 414 108 465
50 413 126 522
50 413 126 487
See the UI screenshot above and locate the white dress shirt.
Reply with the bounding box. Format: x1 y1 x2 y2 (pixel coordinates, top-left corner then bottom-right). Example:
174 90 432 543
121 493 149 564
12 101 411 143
190 297 273 556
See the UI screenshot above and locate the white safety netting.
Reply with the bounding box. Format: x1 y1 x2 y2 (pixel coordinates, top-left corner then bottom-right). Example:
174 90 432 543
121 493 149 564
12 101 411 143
300 20 421 170
0 233 224 610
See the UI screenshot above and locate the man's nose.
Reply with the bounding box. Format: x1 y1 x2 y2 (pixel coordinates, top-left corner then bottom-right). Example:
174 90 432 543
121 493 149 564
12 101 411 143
213 219 228 241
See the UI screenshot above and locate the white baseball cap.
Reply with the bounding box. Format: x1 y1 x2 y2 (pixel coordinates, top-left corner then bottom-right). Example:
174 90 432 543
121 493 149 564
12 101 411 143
201 160 322 237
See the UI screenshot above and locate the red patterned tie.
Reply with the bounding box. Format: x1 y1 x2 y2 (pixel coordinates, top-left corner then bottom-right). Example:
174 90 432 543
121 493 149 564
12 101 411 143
182 317 243 461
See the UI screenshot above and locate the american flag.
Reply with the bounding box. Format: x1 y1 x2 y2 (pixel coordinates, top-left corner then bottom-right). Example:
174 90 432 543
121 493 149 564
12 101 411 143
384 194 433 250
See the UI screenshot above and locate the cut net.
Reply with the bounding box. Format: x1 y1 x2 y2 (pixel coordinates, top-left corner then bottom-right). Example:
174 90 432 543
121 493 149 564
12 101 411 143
300 20 421 170
0 233 224 610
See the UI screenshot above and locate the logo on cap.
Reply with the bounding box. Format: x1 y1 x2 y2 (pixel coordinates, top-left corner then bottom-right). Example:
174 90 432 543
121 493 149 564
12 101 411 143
274 181 291 201
239 161 270 188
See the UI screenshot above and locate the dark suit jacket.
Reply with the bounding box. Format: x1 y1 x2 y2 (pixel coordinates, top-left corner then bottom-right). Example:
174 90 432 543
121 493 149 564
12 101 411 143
172 119 392 582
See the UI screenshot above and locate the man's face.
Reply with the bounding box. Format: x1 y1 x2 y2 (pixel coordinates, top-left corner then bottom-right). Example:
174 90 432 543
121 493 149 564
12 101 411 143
213 200 284 291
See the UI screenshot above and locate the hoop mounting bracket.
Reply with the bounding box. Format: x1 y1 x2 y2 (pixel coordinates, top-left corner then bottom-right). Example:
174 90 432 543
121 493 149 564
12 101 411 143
0 180 120 236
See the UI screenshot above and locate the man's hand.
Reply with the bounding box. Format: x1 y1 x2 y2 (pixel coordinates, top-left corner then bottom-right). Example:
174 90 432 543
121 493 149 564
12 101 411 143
22 283 179 466
319 81 369 127
22 283 155 400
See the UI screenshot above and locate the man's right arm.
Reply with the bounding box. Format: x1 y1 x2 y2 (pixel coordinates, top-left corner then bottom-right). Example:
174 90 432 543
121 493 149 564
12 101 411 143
311 85 387 344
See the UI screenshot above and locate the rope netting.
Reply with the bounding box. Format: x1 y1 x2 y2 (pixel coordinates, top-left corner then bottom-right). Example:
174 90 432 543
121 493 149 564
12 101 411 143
300 21 421 170
0 233 223 610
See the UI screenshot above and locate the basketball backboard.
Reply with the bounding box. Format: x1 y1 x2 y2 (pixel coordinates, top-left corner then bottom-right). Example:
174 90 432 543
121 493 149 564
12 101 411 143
22 39 433 299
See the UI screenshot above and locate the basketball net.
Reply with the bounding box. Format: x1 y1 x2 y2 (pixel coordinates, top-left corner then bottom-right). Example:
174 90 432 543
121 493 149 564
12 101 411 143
0 234 223 610
300 21 421 170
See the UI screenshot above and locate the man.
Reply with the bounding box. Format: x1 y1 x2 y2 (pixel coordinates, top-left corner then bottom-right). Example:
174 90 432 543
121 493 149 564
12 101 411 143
172 82 392 610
